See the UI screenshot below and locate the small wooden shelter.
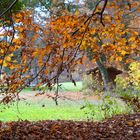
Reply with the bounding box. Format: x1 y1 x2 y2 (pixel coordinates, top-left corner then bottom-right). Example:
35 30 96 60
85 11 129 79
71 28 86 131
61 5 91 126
86 67 123 85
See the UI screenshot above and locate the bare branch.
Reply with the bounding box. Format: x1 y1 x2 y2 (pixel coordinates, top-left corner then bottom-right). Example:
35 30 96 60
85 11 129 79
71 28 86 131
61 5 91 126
0 0 18 18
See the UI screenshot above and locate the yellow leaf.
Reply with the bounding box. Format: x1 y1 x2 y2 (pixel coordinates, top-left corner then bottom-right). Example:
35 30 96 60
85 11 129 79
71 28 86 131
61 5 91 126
117 47 121 52
0 49 4 54
132 31 139 36
46 46 51 53
75 10 80 16
45 70 49 75
3 61 8 67
0 60 2 64
121 50 127 55
25 75 30 78
33 51 38 57
63 44 67 48
15 13 22 18
116 56 122 61
15 45 20 49
127 121 134 126
5 56 11 62
131 44 137 49
129 37 136 42
9 65 16 70
19 27 24 32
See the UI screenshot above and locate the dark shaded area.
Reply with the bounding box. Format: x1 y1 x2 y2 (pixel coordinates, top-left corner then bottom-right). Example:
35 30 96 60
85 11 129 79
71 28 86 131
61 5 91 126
87 67 122 85
0 113 140 140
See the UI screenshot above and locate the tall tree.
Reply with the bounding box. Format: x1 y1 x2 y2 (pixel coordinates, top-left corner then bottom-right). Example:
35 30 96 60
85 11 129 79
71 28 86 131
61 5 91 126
0 0 140 104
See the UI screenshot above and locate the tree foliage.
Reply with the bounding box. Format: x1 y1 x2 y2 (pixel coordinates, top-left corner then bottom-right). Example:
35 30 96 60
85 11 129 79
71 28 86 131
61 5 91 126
0 0 140 104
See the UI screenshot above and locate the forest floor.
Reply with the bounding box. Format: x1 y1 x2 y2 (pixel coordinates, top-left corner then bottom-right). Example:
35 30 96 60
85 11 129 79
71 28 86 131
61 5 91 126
0 113 140 140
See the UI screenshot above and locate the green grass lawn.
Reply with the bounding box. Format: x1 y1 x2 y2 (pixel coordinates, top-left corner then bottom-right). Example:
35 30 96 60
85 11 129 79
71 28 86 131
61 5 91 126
0 100 87 122
0 97 131 122
0 81 133 122
57 81 82 92
35 81 83 92
0 81 87 122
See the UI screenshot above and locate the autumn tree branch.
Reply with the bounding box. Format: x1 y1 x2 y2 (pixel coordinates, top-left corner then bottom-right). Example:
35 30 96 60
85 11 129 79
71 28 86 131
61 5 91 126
0 0 18 18
0 9 15 76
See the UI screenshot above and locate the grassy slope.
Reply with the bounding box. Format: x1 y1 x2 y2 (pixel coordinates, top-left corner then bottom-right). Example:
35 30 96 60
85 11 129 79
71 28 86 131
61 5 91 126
0 82 86 121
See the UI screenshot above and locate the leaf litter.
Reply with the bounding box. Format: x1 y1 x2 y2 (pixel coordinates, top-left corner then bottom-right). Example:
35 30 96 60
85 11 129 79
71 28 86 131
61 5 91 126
0 113 140 140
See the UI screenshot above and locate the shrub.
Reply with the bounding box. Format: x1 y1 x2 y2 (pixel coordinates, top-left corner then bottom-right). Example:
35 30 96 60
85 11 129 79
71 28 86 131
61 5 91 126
83 96 131 121
129 62 140 87
82 74 104 95
114 62 140 112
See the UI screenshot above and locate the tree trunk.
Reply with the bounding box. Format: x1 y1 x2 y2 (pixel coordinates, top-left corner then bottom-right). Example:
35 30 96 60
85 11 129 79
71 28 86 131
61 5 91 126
96 59 110 91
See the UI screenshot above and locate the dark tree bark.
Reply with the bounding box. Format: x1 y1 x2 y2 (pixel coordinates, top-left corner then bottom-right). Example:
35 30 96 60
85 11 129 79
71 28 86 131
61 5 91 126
96 59 110 91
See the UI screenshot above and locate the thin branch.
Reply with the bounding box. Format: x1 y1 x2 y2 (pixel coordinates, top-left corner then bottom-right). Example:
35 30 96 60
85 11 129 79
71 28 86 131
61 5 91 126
72 0 108 36
100 0 108 26
0 0 18 18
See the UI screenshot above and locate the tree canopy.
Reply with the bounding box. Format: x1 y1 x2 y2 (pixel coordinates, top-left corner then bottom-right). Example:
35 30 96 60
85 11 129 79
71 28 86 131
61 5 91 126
0 0 140 104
